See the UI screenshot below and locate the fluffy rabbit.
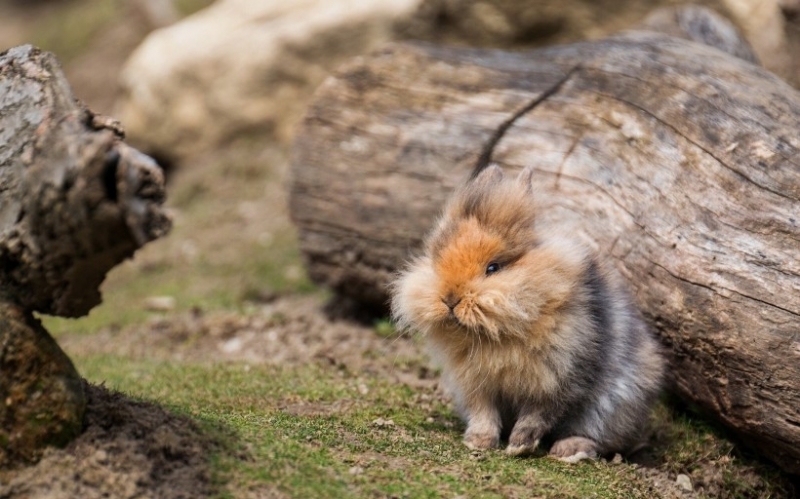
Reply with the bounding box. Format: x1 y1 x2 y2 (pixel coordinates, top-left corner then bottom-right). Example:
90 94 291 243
391 165 664 461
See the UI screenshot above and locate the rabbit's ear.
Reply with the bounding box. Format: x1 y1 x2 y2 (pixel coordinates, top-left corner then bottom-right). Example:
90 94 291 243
515 166 535 194
470 164 504 191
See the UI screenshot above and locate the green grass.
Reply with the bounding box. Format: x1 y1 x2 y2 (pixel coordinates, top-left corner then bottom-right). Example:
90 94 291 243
173 0 216 17
71 352 795 499
42 234 315 338
30 0 120 62
72 355 681 499
372 318 397 338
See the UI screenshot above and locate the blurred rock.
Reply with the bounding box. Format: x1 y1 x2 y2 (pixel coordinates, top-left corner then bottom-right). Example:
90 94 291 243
144 296 177 312
117 0 421 161
397 0 800 86
722 0 795 83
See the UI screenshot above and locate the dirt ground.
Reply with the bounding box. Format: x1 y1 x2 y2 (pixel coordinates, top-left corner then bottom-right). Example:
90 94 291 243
0 382 218 499
0 295 786 498
59 295 431 389
0 296 431 499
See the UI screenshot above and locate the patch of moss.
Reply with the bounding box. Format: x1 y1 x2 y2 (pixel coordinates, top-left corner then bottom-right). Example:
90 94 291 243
647 400 794 499
70 355 797 499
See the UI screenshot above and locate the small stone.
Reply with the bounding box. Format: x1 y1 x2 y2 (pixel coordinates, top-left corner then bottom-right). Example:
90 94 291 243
220 337 244 354
676 473 693 492
348 466 364 475
357 383 369 395
612 453 623 464
143 296 176 312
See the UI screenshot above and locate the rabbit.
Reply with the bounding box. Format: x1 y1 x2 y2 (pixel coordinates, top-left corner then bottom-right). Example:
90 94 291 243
391 164 664 462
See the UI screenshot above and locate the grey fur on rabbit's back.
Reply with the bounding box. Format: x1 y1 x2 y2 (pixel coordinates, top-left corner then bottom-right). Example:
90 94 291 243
391 165 664 461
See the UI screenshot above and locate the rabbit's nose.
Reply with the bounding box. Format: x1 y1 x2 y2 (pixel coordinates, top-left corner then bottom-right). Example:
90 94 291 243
442 294 461 311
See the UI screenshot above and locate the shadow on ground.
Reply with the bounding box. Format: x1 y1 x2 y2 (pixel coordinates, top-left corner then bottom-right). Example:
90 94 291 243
0 382 224 499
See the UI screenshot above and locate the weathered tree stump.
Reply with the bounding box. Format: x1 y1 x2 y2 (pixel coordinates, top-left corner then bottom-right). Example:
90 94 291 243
0 302 86 464
0 45 170 465
289 29 800 473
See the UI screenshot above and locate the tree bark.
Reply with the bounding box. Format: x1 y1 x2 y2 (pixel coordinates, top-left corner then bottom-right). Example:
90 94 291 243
0 45 170 465
0 302 86 466
289 32 800 472
0 45 171 317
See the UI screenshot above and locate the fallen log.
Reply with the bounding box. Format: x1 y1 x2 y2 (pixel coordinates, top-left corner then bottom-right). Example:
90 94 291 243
0 45 171 465
289 29 800 472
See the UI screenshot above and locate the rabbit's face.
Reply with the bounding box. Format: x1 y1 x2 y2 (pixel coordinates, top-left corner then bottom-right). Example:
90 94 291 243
392 165 580 342
432 216 532 339
394 214 546 341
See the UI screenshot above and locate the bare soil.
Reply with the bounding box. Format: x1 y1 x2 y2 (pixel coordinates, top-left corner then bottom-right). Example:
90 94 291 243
0 382 218 499
60 295 431 390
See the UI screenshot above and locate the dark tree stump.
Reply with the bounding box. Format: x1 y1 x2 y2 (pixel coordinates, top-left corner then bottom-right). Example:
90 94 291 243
0 45 171 465
289 30 800 472
0 302 86 464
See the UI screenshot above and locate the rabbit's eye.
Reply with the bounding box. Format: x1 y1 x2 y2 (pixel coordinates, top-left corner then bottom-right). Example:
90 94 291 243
485 262 501 275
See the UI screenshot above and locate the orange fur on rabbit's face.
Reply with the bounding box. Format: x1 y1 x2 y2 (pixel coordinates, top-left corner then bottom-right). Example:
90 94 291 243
432 217 535 339
392 165 581 343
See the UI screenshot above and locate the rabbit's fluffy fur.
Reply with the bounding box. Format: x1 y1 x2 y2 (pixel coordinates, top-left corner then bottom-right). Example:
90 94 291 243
391 165 664 461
